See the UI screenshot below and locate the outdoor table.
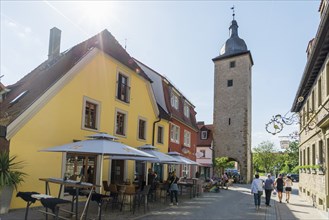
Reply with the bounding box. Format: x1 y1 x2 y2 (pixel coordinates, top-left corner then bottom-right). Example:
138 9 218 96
39 177 98 220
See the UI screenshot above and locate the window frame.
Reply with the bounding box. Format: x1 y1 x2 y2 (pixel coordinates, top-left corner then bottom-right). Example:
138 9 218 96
184 102 190 118
230 61 236 68
200 150 206 158
116 72 130 103
318 77 322 107
82 96 101 131
201 131 208 140
184 130 191 147
227 79 233 87
137 117 147 141
170 92 179 110
170 123 180 144
157 125 164 144
115 109 128 137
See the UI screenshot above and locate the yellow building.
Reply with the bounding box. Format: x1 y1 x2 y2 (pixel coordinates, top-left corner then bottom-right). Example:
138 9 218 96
0 28 169 209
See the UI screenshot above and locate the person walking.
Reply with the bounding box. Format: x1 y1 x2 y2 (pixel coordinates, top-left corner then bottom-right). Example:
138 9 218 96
274 174 284 203
222 172 229 189
285 175 293 203
169 171 179 206
251 174 264 210
264 173 274 207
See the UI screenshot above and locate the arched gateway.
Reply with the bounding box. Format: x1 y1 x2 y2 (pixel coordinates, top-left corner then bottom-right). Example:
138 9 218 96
212 13 253 183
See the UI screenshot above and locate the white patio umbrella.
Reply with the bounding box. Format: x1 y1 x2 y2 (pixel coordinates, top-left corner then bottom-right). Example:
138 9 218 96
167 151 199 165
136 145 182 164
40 133 155 190
40 133 155 158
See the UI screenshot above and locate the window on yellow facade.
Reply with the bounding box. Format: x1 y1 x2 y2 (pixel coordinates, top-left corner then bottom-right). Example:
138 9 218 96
116 73 130 103
116 111 126 136
157 126 164 144
82 97 100 131
138 118 146 140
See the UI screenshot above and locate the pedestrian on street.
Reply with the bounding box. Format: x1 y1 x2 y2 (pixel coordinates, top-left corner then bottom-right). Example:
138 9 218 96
264 173 274 207
285 175 293 203
251 173 264 210
222 172 229 189
169 171 179 206
274 174 284 203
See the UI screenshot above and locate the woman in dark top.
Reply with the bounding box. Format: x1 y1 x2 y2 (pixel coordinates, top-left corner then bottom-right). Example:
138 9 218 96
274 174 284 203
169 171 179 206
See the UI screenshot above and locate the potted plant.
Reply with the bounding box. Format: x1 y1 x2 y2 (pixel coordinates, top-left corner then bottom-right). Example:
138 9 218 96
0 151 26 214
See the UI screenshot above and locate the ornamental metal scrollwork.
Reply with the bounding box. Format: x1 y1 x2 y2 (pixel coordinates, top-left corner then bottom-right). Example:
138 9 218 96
265 96 325 135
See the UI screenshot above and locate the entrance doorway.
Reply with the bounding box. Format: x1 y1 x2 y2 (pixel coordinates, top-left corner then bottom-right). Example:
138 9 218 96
111 160 124 184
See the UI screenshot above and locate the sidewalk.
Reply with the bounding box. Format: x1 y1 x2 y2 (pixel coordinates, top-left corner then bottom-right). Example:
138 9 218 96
1 184 328 220
265 185 328 220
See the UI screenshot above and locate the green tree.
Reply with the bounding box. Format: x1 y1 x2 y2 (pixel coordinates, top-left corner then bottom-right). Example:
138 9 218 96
213 157 234 176
252 141 277 174
285 140 299 171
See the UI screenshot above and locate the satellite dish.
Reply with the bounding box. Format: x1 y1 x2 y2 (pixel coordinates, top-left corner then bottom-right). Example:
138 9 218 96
196 152 203 158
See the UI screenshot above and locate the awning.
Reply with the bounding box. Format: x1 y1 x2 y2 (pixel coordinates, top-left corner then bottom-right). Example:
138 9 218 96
167 151 199 165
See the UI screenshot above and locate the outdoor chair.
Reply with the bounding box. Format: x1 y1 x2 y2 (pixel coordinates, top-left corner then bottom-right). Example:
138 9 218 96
88 192 111 220
159 182 170 203
39 197 71 220
120 184 137 213
105 183 119 209
16 191 40 220
136 185 151 213
102 180 111 196
116 184 126 210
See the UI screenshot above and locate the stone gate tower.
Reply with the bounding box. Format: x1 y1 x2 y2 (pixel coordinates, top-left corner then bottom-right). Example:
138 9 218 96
212 15 253 183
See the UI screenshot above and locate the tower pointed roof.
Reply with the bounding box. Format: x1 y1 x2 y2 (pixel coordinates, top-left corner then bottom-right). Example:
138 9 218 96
219 18 248 56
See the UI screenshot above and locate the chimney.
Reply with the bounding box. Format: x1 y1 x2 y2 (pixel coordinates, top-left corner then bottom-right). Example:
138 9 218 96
48 27 61 60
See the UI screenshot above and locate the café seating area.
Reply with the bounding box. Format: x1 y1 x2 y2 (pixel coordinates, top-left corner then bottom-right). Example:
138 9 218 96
15 177 206 220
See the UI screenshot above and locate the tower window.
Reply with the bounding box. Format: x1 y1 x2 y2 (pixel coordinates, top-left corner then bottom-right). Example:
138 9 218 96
230 61 236 68
227 80 233 87
229 118 231 125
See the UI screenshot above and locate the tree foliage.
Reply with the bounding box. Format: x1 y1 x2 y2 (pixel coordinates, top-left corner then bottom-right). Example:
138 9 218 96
252 139 299 175
253 141 277 174
213 157 234 176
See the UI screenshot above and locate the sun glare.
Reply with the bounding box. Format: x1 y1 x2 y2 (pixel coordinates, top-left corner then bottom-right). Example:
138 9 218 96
79 1 112 24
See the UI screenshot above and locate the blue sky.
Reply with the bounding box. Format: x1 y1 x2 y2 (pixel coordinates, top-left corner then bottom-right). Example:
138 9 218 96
0 1 321 149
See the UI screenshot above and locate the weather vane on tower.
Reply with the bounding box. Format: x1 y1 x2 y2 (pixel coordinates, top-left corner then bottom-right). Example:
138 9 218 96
231 5 235 20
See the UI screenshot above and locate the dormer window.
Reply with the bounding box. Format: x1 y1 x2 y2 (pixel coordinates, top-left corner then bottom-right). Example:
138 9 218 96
170 92 179 110
201 130 208 140
184 102 190 118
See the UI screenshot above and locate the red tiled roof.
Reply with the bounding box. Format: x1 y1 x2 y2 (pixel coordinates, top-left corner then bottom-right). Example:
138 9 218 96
162 81 198 131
